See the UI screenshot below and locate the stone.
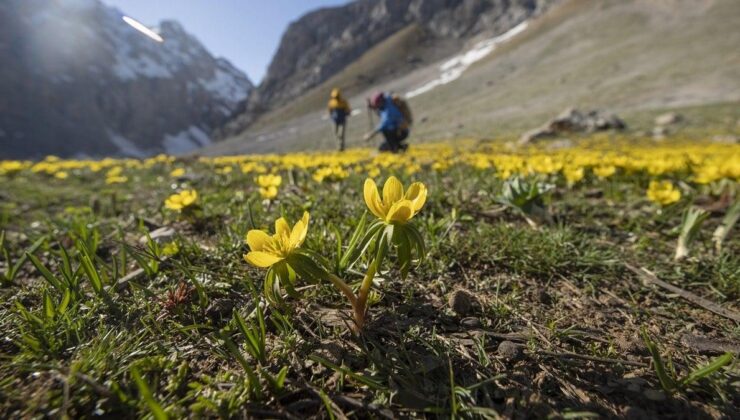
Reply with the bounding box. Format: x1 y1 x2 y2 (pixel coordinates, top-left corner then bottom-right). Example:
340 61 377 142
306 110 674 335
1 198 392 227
497 340 522 361
654 112 683 126
519 108 626 144
448 288 480 316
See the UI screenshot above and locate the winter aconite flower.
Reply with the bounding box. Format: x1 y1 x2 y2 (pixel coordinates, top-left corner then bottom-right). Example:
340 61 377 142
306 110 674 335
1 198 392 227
244 212 309 268
364 176 427 224
170 168 185 178
164 189 198 211
257 174 282 199
646 180 681 206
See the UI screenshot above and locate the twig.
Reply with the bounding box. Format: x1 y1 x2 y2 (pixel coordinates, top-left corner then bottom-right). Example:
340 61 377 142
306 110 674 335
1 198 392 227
332 395 395 419
626 264 740 323
115 267 145 291
535 349 648 367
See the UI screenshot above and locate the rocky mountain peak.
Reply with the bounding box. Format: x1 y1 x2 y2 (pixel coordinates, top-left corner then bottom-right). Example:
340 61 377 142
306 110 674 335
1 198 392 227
0 0 253 158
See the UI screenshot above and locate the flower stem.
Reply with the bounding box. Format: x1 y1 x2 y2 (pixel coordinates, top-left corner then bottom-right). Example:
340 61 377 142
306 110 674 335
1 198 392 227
326 273 357 306
353 257 379 330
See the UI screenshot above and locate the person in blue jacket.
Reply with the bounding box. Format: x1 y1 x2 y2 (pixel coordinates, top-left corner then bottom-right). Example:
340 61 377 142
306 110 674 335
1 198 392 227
363 92 410 153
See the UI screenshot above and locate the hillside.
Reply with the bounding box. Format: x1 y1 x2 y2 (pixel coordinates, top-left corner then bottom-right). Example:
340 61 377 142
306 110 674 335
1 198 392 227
218 0 556 140
0 0 252 159
205 0 740 156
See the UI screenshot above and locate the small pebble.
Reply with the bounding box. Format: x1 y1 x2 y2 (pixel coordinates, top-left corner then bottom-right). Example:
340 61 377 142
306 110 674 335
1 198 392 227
448 288 480 316
497 340 522 361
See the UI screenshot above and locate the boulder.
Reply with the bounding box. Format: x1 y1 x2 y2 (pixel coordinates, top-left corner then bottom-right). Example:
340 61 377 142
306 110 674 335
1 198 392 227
654 112 683 126
519 108 626 144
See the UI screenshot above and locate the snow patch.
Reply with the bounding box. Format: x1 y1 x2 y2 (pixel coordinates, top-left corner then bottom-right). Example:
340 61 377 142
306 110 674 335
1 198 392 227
162 126 212 155
200 67 251 105
108 131 148 158
406 21 529 98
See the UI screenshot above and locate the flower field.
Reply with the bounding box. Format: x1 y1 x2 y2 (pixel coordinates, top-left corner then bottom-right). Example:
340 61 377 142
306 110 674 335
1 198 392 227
1 137 738 418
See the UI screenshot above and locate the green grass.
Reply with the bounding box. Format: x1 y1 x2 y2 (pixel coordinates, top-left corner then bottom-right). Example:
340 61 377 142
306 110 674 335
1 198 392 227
0 154 738 418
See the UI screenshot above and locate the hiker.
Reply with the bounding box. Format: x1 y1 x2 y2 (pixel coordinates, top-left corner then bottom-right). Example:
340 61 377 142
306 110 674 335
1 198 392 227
327 88 351 151
364 92 412 153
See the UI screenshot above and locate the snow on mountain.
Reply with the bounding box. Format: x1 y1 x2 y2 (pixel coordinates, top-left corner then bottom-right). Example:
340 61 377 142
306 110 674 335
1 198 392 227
0 0 253 158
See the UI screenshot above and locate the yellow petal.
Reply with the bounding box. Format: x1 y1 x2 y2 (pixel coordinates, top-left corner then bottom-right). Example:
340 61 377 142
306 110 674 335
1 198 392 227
382 176 404 205
275 217 290 238
404 182 427 213
289 212 310 248
363 178 386 219
246 230 272 252
386 200 414 224
244 251 282 268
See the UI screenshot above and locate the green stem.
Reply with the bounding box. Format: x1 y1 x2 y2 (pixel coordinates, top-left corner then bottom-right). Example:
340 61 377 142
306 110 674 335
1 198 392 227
326 273 357 306
353 257 379 330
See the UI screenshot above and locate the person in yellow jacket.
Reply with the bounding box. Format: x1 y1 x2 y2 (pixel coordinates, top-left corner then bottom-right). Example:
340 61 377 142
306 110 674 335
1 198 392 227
327 88 351 151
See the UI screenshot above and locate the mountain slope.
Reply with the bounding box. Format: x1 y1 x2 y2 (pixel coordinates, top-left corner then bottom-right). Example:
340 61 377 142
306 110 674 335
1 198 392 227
219 0 556 139
205 0 740 156
0 0 252 159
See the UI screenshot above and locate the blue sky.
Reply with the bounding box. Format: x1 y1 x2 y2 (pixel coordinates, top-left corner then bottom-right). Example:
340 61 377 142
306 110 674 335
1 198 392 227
101 0 349 83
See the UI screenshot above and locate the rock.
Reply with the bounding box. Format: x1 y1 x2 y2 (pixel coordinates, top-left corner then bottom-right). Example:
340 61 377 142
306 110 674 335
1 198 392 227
711 135 738 144
652 125 669 139
497 341 522 361
654 112 683 126
519 108 626 144
643 389 666 402
460 317 482 328
448 288 480 316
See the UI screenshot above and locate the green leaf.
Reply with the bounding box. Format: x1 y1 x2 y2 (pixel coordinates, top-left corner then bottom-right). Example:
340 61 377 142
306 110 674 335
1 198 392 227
641 328 677 392
42 290 55 320
57 288 71 315
27 253 64 292
8 236 46 282
80 254 103 295
130 367 168 420
217 331 262 399
680 352 733 387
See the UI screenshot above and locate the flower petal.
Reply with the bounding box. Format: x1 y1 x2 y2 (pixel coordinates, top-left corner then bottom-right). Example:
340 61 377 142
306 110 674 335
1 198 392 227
386 200 414 224
246 230 272 251
382 176 404 205
364 178 386 219
289 212 310 248
404 182 427 213
244 251 282 268
275 217 291 238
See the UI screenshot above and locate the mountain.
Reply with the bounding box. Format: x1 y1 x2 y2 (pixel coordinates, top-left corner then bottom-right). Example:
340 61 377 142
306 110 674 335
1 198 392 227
207 0 740 156
0 0 253 159
218 0 556 139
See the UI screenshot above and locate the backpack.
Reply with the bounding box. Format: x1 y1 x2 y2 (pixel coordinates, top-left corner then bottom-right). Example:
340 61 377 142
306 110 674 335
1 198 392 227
391 94 413 126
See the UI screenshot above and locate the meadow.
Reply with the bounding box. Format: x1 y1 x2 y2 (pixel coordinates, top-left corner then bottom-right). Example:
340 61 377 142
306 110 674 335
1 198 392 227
0 136 738 418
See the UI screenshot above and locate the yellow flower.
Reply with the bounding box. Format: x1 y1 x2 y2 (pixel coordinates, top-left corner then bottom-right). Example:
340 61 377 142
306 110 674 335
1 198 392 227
216 166 233 175
257 174 282 188
260 186 278 199
563 166 585 184
244 212 310 268
106 176 128 184
364 176 427 224
646 180 681 206
593 165 616 179
170 168 185 177
54 171 69 179
164 189 198 211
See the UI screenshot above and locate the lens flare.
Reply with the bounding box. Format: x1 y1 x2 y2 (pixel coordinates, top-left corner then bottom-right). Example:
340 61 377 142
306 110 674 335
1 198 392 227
122 16 164 43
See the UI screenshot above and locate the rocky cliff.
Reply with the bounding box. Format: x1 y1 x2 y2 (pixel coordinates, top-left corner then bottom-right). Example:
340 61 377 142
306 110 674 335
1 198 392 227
222 0 555 138
0 0 252 159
